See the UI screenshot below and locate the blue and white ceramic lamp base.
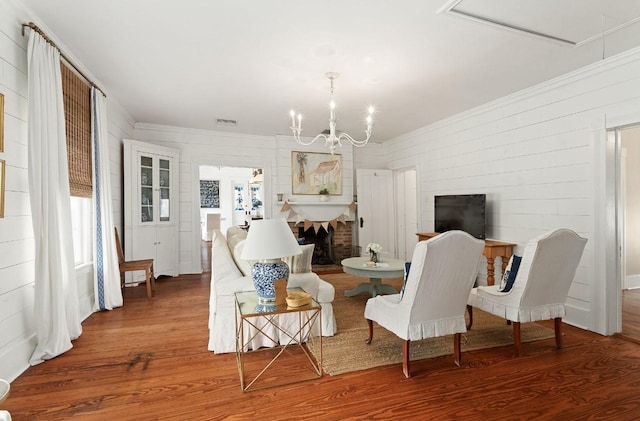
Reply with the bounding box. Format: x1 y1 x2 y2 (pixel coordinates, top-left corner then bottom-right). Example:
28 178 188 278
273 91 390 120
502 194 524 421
252 260 289 304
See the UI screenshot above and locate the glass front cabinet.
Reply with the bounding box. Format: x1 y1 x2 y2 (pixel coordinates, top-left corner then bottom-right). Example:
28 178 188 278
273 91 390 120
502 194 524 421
124 139 180 280
139 154 172 223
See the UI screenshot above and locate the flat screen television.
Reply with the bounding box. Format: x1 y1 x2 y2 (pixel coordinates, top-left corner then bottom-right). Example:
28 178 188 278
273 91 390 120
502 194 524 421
434 194 486 239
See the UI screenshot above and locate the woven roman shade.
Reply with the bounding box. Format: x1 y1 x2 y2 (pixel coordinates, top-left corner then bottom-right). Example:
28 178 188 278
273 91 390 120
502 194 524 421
61 62 92 197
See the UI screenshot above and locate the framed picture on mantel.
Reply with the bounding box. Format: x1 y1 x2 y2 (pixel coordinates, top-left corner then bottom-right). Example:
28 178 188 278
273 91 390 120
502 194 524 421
291 151 342 195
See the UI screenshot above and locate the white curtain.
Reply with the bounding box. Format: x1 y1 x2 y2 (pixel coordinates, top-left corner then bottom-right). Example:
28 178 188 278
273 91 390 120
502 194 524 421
91 87 123 310
27 32 82 365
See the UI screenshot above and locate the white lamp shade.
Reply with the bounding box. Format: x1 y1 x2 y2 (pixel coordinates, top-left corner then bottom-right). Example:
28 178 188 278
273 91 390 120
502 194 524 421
240 218 302 260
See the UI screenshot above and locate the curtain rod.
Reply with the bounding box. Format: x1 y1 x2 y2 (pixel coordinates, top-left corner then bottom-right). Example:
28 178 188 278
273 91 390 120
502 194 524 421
21 22 107 98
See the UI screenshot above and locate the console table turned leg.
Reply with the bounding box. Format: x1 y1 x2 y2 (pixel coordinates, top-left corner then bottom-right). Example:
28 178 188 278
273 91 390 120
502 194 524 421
502 257 509 277
486 257 496 286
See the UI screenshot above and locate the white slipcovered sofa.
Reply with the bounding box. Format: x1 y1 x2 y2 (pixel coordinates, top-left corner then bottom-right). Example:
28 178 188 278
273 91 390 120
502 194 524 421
208 226 337 353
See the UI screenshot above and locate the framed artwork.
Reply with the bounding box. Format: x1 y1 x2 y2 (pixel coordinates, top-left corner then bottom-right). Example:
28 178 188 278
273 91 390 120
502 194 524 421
0 93 4 152
200 180 220 208
0 160 4 218
291 151 342 195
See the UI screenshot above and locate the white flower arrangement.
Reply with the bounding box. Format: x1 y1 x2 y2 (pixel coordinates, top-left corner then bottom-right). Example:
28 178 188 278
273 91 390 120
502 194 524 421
366 243 383 254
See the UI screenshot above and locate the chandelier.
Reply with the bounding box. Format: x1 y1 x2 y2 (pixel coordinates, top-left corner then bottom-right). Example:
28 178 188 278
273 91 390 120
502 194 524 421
289 72 374 154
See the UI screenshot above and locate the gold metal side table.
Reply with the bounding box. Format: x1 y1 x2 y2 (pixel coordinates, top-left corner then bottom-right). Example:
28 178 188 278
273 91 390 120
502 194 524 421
235 288 322 392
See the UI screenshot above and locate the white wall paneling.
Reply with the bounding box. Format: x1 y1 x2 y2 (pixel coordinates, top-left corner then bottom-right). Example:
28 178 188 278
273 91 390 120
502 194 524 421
134 125 277 275
383 46 640 335
0 0 136 381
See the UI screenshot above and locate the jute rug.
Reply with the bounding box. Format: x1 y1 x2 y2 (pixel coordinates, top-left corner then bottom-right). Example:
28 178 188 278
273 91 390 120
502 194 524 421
309 273 555 375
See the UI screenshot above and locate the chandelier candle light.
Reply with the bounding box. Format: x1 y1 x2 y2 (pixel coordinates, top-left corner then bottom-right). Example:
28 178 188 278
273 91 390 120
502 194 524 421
290 72 375 155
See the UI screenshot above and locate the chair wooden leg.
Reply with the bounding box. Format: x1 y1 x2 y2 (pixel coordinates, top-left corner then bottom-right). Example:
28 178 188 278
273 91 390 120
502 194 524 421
150 264 156 295
554 317 563 349
144 269 153 299
453 333 462 366
466 305 473 330
403 340 411 378
366 319 374 344
513 321 522 356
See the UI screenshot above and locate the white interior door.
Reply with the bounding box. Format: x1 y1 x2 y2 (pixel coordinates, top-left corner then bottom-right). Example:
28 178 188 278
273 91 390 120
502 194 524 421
357 169 395 258
395 168 418 262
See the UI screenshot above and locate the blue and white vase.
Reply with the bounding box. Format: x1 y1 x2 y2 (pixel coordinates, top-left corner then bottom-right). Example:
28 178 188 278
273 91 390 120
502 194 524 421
254 303 277 313
252 260 289 303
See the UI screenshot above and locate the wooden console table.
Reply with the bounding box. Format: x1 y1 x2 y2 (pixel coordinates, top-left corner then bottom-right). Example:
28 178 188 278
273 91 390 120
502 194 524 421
416 233 516 286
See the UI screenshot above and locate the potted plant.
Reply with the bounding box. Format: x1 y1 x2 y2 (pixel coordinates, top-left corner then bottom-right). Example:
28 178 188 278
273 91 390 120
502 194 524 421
318 188 329 202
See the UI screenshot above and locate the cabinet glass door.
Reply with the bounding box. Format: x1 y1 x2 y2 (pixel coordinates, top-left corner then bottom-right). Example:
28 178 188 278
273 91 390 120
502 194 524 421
159 158 171 222
140 155 153 222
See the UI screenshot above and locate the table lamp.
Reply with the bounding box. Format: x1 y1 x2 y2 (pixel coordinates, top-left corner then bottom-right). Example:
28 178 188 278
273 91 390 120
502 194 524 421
240 218 302 303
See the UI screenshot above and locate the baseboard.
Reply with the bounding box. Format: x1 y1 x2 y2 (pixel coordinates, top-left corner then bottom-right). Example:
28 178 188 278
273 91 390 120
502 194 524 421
0 335 37 382
624 274 640 290
564 303 595 333
1 293 95 383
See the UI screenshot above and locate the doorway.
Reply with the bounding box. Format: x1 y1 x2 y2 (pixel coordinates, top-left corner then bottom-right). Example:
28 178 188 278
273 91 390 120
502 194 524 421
618 126 640 340
394 167 418 262
198 165 262 240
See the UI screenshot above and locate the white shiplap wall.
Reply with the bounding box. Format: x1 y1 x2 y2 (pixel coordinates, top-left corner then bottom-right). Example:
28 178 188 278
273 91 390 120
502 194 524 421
383 47 640 335
133 125 278 275
0 1 36 382
0 0 135 381
131 127 358 276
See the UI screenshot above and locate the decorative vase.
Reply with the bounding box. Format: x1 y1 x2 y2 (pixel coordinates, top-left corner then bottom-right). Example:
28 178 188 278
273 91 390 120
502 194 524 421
370 252 378 263
251 260 289 303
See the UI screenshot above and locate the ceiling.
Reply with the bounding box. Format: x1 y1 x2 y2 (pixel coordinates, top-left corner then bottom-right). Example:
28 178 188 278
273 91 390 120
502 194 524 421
18 0 640 142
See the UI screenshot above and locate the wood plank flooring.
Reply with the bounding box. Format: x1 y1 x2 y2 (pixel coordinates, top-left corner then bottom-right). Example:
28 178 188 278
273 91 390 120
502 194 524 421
4 244 640 420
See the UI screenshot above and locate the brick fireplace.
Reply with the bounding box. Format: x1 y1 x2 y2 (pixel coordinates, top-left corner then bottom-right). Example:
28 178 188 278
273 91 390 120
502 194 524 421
288 221 354 265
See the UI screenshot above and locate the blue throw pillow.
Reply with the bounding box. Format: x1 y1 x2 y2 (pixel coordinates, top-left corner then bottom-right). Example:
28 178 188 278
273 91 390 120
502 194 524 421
401 261 411 298
499 255 522 292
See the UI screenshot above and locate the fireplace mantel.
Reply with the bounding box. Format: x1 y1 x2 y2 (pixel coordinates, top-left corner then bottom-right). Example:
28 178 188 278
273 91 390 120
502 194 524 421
282 201 356 222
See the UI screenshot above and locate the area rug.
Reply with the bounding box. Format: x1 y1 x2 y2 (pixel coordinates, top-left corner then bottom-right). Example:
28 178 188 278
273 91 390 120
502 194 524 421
309 273 555 375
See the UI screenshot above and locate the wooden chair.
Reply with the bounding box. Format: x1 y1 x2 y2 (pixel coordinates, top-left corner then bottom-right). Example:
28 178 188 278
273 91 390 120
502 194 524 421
467 228 587 356
114 228 156 298
364 231 485 378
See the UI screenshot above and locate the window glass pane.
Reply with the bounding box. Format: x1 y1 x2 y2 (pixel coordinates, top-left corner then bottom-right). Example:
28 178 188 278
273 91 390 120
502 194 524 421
70 196 93 266
140 155 153 222
159 159 170 221
141 156 153 167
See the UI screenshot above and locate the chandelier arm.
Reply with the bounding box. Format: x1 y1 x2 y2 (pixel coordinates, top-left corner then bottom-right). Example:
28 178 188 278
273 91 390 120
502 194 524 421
337 131 372 147
291 131 329 146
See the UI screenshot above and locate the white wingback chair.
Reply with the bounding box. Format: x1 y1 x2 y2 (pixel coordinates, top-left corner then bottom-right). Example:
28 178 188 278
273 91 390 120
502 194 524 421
467 228 587 356
364 230 484 378
0 378 11 421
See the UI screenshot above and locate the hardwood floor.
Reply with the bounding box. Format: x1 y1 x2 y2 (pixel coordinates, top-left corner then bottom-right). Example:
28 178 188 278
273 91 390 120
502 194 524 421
5 245 640 420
